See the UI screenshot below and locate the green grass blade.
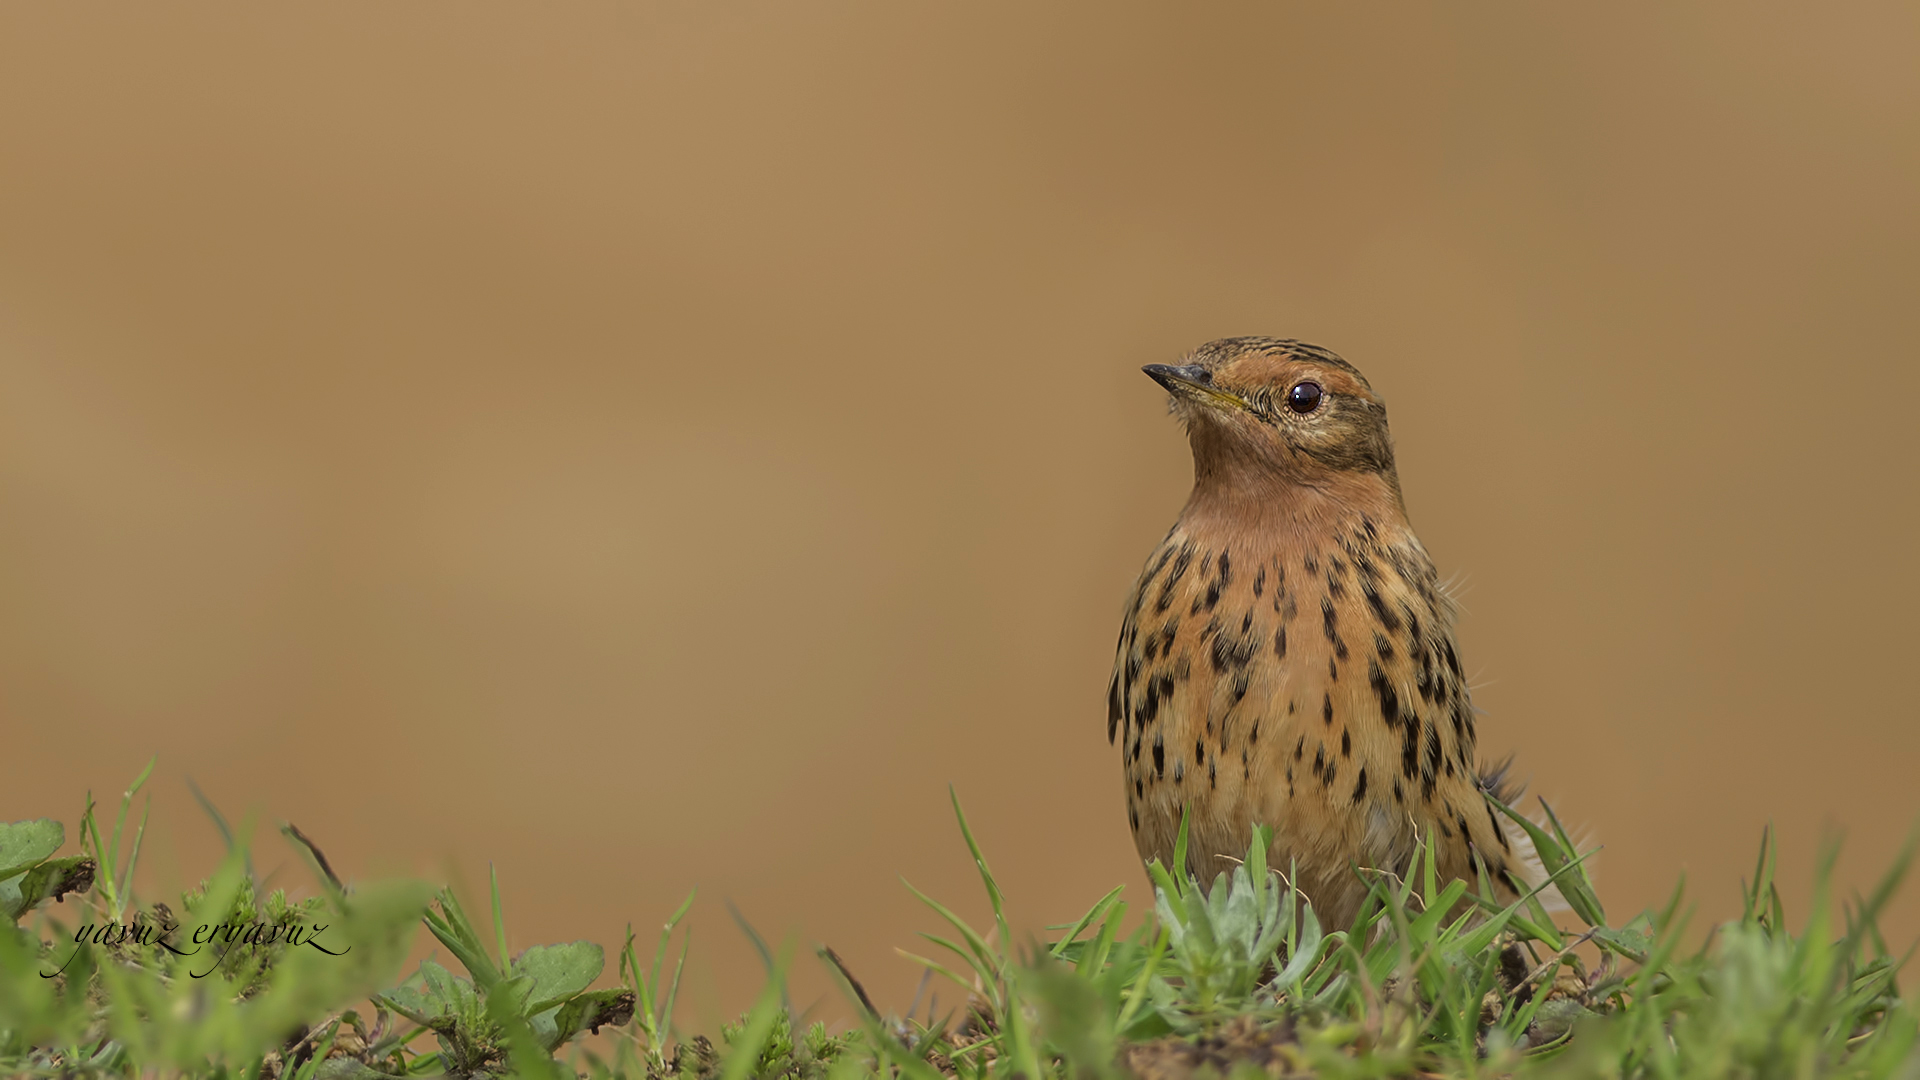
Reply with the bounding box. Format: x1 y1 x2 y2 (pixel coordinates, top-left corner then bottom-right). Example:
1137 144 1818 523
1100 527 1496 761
1077 901 1125 979
1172 805 1191 888
619 922 652 1028
490 863 510 972
947 787 1011 951
717 952 790 1080
1844 821 1918 953
650 888 698 1013
726 898 793 1015
1049 884 1125 958
426 886 502 989
117 794 151 906
1489 795 1605 927
1457 845 1601 958
1747 822 1776 922
917 931 990 982
662 925 690 1036
901 878 999 984
185 773 255 889
108 756 156 878
1422 825 1439 909
1538 797 1605 925
79 790 114 912
1115 925 1168 1034
287 1020 342 1080
895 949 980 996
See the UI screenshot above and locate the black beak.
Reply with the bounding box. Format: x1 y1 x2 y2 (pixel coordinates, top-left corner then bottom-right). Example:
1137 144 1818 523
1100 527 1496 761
1142 362 1249 411
1142 363 1211 392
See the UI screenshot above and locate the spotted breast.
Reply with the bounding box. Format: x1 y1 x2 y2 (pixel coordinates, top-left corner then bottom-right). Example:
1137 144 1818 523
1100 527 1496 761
1107 337 1542 931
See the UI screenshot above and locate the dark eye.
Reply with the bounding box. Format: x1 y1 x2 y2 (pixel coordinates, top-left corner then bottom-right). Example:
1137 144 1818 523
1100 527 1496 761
1286 381 1324 414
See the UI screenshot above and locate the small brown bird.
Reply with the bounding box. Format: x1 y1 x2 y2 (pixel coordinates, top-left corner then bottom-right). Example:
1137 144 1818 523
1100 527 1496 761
1108 337 1543 930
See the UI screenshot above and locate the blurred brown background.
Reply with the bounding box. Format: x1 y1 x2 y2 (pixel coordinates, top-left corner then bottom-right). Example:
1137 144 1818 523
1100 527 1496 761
2 1 1916 1028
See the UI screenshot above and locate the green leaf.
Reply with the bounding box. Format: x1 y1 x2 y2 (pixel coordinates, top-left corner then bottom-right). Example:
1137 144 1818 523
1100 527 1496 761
2 855 97 920
485 968 570 1080
543 987 637 1049
1526 996 1597 1047
510 941 605 1008
1591 925 1653 963
0 819 65 882
1145 860 1182 910
1247 824 1273 899
374 985 442 1028
403 957 479 1018
1270 902 1324 995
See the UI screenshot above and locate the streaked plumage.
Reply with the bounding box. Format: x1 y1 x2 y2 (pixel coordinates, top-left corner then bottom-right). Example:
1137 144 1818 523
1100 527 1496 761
1109 337 1542 930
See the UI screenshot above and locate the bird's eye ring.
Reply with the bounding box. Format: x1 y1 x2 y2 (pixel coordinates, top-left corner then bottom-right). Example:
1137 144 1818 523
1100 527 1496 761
1286 381 1324 414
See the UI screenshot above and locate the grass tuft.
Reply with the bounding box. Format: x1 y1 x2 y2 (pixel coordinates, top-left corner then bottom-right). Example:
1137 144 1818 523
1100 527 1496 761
0 765 1913 1078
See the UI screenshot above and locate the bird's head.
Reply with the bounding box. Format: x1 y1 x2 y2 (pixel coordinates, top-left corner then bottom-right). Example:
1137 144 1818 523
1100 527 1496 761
1145 337 1403 512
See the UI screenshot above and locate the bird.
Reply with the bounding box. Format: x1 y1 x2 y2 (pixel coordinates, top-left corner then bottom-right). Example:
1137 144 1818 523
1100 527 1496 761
1107 336 1544 932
